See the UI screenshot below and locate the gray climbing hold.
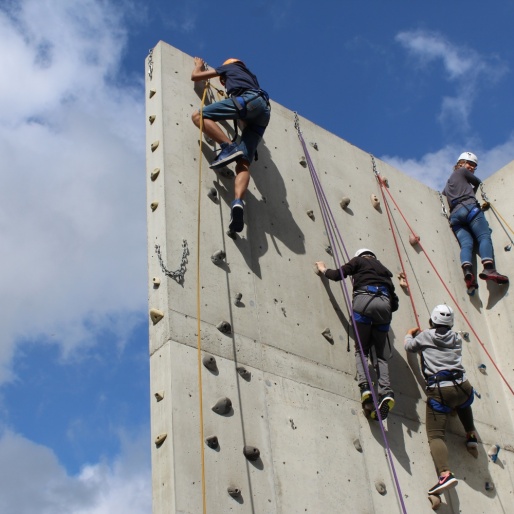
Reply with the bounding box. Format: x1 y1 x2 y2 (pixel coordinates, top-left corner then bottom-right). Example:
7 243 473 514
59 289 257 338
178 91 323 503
381 177 389 187
212 397 232 415
310 142 318 150
149 88 156 98
216 321 231 334
353 438 363 452
299 156 307 167
485 481 494 491
478 364 487 374
148 114 156 124
322 328 334 343
149 308 164 325
150 168 160 181
306 209 314 219
233 292 243 306
237 367 251 380
340 197 351 209
243 446 260 461
202 355 217 372
505 244 512 252
150 201 159 211
154 391 164 402
155 433 167 447
227 486 241 498
207 187 218 200
370 194 380 209
325 245 332 256
374 480 386 495
205 435 219 449
151 140 159 152
211 250 226 264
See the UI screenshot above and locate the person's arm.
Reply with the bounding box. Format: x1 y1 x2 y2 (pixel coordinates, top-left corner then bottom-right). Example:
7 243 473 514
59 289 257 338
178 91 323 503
463 169 482 193
404 327 421 352
314 261 346 281
191 57 219 82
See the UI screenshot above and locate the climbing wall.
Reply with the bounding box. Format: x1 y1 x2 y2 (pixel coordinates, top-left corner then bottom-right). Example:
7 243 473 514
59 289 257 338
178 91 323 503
146 41 514 514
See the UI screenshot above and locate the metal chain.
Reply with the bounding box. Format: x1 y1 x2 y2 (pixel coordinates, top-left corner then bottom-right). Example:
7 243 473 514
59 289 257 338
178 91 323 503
147 48 153 80
370 154 379 177
155 240 189 283
479 183 489 202
438 191 449 219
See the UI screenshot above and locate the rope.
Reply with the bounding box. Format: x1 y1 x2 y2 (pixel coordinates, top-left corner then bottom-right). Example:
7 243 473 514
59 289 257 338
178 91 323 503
373 159 514 396
294 113 408 514
480 184 514 247
196 82 209 514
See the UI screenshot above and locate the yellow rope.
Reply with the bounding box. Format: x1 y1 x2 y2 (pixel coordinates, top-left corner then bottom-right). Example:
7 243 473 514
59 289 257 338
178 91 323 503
490 204 514 235
197 81 209 514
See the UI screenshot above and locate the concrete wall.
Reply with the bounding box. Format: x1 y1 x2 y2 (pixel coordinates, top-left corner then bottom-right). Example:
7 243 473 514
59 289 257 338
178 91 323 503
146 41 514 514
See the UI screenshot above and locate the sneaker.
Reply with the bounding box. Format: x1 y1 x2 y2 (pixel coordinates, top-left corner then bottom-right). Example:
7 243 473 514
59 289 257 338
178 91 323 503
466 432 478 449
478 269 509 285
464 273 478 296
371 393 395 421
428 472 458 495
228 200 244 233
210 142 244 169
360 383 372 406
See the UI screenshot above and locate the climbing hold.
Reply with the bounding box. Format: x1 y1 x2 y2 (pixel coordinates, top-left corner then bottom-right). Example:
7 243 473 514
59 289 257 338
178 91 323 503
211 250 226 264
488 444 500 462
154 391 164 401
478 364 487 374
216 321 231 334
340 197 351 209
227 486 241 498
474 390 481 399
207 187 218 200
485 481 494 491
306 209 315 219
458 331 470 341
381 177 389 187
299 156 307 167
202 355 217 372
237 367 251 380
150 308 164 325
481 201 490 211
150 168 160 181
205 435 219 449
212 397 232 415
310 142 318 150
353 438 363 452
409 234 420 246
243 446 260 461
428 494 441 510
155 433 167 447
321 328 334 343
505 244 512 252
233 292 243 306
149 88 156 98
374 480 386 495
148 114 156 124
152 277 161 287
325 245 332 256
150 201 159 211
151 140 159 152
398 272 408 288
370 194 380 209
226 229 236 240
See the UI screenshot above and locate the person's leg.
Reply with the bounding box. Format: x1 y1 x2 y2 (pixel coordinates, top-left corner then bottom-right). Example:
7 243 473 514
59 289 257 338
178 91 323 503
191 111 231 144
234 160 250 200
354 321 372 389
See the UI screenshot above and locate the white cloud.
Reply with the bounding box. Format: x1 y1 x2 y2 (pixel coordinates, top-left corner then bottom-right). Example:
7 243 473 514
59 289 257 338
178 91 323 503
396 30 508 129
0 428 151 514
0 0 146 382
381 133 514 191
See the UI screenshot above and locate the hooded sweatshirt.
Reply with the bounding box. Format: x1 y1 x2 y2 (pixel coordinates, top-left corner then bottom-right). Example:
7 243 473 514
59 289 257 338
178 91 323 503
404 327 466 388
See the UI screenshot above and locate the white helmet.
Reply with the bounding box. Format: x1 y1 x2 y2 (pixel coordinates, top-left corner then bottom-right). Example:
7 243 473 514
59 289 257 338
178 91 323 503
354 248 376 258
431 304 454 327
457 152 478 165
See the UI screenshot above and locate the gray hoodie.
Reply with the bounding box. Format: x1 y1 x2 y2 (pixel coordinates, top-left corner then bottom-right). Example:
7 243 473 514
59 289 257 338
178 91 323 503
404 328 466 388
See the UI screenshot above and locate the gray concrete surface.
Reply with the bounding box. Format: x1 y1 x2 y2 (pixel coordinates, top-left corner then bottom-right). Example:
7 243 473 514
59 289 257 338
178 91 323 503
146 41 514 513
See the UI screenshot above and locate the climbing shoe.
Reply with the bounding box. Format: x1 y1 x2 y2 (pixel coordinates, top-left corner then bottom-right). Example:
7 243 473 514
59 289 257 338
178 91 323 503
228 199 244 233
464 273 478 296
478 269 509 284
359 383 372 406
371 393 395 421
210 142 244 169
466 432 478 449
428 472 458 495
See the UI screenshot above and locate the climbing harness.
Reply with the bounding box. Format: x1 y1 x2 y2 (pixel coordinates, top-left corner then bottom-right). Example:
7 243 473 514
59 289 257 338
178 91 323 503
371 157 514 397
154 240 189 284
295 113 408 514
425 370 475 414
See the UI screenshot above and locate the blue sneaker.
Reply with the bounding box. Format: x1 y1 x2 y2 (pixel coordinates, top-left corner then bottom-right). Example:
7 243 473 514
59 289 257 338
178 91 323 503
210 142 244 169
228 200 244 233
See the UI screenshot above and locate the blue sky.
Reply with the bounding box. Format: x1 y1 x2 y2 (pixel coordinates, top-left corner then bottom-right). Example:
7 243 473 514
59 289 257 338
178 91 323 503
1 1 514 512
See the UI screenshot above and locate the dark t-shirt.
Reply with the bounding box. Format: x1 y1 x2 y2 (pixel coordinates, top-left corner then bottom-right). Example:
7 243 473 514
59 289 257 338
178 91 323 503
325 256 395 294
215 61 261 96
442 167 481 212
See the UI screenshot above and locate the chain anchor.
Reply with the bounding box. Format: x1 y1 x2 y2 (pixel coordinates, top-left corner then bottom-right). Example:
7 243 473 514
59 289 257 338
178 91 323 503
154 240 189 284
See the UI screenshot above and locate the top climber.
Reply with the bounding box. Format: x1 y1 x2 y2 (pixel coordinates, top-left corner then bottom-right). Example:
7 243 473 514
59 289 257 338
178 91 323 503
442 151 508 294
191 57 271 233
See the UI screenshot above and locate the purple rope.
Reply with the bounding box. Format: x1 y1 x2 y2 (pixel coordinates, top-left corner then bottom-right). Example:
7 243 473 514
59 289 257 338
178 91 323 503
296 117 408 514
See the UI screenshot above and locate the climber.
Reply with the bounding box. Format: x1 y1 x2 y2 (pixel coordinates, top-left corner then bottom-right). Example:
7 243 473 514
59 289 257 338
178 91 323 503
315 249 399 420
404 304 478 496
442 151 508 294
191 57 271 233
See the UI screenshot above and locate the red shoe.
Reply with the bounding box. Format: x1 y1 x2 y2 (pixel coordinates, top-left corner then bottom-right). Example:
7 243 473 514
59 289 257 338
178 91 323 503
464 273 478 295
478 269 509 284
